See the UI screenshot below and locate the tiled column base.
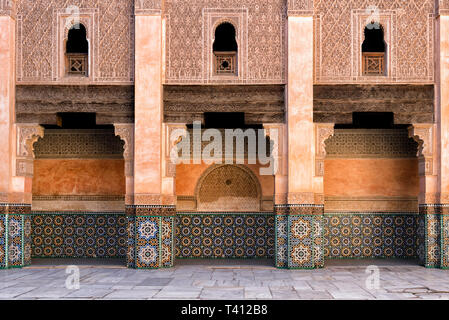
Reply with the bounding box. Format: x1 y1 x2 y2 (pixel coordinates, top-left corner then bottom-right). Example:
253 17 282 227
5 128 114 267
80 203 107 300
418 205 449 269
0 204 32 269
275 205 324 269
126 205 175 269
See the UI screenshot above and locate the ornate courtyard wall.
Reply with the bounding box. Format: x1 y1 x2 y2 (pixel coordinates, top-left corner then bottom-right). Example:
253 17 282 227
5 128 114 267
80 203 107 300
175 163 275 260
29 129 127 259
323 129 420 259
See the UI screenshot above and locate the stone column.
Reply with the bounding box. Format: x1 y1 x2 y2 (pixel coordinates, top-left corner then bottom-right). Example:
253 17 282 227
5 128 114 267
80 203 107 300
276 7 323 269
127 1 174 269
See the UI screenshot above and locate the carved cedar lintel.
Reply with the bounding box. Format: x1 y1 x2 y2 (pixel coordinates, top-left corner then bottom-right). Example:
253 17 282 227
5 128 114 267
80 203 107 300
408 123 434 175
16 124 44 177
315 123 334 177
114 123 134 177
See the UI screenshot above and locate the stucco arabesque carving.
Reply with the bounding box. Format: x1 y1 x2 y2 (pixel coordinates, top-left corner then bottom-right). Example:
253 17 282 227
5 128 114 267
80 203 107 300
408 123 434 176
16 124 44 177
315 123 334 177
114 123 134 177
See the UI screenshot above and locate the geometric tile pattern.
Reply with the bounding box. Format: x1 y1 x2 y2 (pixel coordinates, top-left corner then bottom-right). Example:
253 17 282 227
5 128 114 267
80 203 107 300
0 214 5 268
0 204 32 269
442 214 449 269
275 209 324 270
175 214 275 259
424 214 441 268
288 215 324 269
31 213 127 259
135 216 159 268
126 216 135 268
161 217 174 268
8 215 24 267
275 215 288 268
127 216 175 269
324 214 417 260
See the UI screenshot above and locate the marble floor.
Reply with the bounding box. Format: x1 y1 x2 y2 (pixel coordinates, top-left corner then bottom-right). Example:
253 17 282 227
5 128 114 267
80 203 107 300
0 259 448 300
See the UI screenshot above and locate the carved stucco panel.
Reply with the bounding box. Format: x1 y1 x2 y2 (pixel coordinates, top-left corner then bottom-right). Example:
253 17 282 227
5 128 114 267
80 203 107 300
16 124 44 177
114 123 134 177
314 0 435 83
164 0 286 84
16 0 134 83
314 123 334 177
408 123 434 176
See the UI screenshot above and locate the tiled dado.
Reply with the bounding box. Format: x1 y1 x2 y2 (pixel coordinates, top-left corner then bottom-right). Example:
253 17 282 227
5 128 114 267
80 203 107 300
419 205 449 269
0 204 32 269
31 212 127 259
175 213 275 260
275 205 325 269
126 205 175 269
324 213 418 260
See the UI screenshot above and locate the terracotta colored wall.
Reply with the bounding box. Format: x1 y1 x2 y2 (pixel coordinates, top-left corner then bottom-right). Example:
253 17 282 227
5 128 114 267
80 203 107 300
324 159 419 197
33 159 125 196
176 164 274 197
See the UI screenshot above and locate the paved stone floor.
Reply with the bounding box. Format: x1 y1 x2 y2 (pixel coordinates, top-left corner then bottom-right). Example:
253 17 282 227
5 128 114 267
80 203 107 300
0 259 448 300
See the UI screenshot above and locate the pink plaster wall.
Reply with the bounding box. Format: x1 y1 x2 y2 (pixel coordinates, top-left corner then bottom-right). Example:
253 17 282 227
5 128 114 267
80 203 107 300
324 159 419 197
33 159 125 196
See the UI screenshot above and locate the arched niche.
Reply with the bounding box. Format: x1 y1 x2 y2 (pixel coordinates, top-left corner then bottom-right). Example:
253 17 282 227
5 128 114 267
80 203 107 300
195 164 262 212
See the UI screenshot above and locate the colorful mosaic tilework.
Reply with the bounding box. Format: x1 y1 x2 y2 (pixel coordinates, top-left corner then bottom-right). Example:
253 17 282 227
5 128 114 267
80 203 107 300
288 215 323 269
31 213 127 259
275 215 288 268
8 215 24 267
126 215 136 268
0 214 6 268
135 216 160 268
0 204 32 269
424 214 441 267
324 214 417 259
127 216 175 269
175 214 275 259
442 214 449 269
161 217 174 267
416 214 426 265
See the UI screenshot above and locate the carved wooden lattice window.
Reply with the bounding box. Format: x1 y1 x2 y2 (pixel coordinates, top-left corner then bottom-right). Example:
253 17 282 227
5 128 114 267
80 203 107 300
362 23 386 76
66 24 88 76
213 22 238 76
